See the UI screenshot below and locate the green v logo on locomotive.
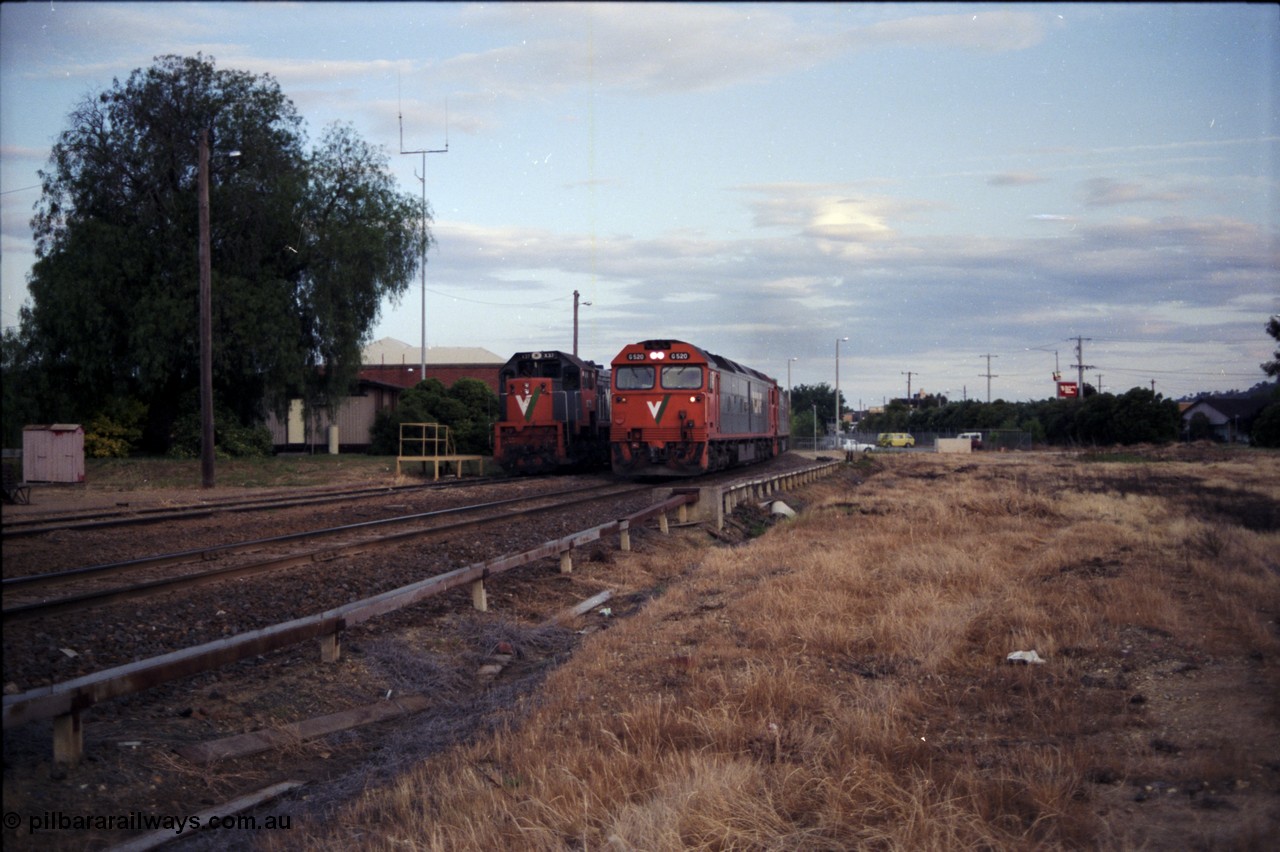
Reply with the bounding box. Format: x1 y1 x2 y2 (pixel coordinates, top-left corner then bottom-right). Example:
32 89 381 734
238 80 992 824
646 395 671 424
515 386 544 422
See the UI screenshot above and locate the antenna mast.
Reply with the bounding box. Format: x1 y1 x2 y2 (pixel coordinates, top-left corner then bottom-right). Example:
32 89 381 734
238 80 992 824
399 89 448 380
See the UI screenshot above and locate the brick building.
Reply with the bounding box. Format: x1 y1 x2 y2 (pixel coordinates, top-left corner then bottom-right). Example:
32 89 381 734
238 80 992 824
265 338 505 451
358 337 504 393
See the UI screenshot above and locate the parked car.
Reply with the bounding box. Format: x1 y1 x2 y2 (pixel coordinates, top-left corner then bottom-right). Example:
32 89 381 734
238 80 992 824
842 439 876 453
958 431 983 450
876 432 915 448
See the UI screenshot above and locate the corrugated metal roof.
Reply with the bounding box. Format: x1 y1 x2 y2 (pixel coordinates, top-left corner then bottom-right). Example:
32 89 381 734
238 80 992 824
362 337 505 366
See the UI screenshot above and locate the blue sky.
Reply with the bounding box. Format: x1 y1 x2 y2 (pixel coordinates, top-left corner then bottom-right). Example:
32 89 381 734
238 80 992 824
2 2 1276 404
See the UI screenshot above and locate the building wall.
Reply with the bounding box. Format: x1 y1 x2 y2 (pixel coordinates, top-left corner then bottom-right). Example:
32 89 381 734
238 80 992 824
22 424 86 483
265 388 394 449
935 438 973 454
265 363 502 451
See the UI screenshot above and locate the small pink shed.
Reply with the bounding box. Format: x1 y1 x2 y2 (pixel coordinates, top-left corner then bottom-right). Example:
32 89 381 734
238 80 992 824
23 424 86 483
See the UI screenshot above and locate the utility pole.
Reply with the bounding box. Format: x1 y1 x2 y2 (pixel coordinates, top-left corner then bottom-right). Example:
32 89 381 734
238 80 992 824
901 371 915 401
198 129 214 488
980 354 999 403
399 95 448 380
1070 336 1093 398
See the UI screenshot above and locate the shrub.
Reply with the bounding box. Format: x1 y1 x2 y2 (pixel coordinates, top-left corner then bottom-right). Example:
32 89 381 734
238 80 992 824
368 378 497 455
83 398 147 458
1252 401 1280 448
167 407 273 459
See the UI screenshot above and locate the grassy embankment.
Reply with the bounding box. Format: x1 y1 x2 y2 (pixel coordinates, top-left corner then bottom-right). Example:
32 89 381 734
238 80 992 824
283 450 1277 849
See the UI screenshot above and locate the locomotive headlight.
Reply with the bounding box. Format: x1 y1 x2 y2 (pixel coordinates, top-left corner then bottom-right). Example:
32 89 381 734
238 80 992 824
649 351 666 360
690 395 700 403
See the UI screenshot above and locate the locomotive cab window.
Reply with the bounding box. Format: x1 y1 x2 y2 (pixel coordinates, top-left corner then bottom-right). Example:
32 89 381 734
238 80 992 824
661 365 703 390
615 365 655 390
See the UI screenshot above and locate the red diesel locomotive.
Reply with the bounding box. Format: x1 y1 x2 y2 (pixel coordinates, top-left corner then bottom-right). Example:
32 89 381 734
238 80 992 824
494 350 611 474
610 339 789 477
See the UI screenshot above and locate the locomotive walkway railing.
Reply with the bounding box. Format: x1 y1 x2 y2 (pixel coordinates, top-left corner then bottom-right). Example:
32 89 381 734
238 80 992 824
4 459 840 763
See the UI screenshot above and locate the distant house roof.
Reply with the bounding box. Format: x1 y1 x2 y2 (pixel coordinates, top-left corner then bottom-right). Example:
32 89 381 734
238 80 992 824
362 337 505 366
1181 394 1274 444
1182 395 1271 424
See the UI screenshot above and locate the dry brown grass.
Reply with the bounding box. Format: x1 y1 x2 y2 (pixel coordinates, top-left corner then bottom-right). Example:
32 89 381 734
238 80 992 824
275 450 1280 851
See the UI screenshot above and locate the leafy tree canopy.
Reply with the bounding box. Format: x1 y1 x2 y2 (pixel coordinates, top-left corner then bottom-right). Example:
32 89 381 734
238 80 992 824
851 387 1183 447
17 54 426 452
789 383 843 431
1264 315 1280 378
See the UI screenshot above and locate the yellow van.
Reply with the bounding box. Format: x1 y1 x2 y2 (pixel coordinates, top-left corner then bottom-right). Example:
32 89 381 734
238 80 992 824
876 432 915 448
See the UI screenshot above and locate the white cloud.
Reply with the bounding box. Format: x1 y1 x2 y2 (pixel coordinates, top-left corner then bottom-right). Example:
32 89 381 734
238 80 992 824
850 10 1046 53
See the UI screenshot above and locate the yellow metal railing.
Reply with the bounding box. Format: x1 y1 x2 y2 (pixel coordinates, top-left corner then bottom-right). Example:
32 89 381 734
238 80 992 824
396 422 484 480
398 422 456 459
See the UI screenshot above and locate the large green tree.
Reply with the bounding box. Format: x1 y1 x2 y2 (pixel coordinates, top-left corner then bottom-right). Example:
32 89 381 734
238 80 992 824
1263 315 1280 378
789 383 843 434
19 54 426 451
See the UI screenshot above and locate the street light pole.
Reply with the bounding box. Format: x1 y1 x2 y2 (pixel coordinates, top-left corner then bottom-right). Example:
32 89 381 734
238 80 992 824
835 336 848 438
399 101 448 380
198 129 214 488
786 357 798 428
573 290 592 356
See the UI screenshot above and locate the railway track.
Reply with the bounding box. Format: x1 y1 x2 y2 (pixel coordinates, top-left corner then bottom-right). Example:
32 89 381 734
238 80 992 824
2 481 648 623
0 479 485 538
2 454 840 852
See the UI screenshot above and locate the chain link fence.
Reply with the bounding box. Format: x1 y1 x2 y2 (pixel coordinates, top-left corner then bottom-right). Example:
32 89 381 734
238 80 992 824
791 429 1033 453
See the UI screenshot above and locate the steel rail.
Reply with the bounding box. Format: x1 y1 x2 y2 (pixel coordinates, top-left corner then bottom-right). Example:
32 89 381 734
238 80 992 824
2 483 648 623
3 459 840 765
2 492 699 745
0 480 486 538
3 481 619 591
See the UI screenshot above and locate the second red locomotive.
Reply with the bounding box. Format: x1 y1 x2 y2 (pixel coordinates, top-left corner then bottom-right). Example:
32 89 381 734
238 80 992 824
494 351 610 474
610 339 789 477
